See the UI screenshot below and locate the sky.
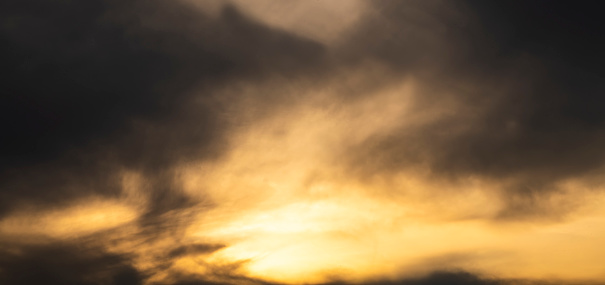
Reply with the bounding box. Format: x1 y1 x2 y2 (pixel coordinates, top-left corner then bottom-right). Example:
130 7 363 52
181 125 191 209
2 0 605 284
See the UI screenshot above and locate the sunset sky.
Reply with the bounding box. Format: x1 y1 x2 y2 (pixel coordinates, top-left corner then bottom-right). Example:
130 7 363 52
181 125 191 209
2 1 605 284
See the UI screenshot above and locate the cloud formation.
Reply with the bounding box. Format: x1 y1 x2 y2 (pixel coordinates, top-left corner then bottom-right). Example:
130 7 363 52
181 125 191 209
2 0 605 284
0 0 324 216
335 0 605 219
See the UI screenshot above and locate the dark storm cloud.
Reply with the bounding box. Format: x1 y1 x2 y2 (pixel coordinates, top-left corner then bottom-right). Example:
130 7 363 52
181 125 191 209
0 0 325 215
339 0 605 218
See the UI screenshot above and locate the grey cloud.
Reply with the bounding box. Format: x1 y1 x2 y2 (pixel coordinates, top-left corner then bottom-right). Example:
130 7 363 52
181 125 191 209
336 0 605 219
0 0 326 216
0 1 332 283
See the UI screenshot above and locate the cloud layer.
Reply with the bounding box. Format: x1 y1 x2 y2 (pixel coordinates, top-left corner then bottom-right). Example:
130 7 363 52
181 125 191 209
2 0 605 284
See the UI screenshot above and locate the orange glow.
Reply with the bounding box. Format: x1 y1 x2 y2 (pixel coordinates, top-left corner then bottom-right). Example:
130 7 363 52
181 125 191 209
4 73 605 284
171 77 605 283
0 199 138 239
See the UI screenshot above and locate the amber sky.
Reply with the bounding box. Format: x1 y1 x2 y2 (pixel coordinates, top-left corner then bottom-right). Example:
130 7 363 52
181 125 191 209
2 1 605 284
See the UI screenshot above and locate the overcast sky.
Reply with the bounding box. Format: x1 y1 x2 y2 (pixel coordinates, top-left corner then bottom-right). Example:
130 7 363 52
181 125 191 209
2 1 605 284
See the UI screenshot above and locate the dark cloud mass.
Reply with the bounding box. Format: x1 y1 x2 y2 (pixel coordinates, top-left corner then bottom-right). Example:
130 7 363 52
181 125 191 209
0 0 324 215
2 0 605 284
1 0 325 283
342 0 605 217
